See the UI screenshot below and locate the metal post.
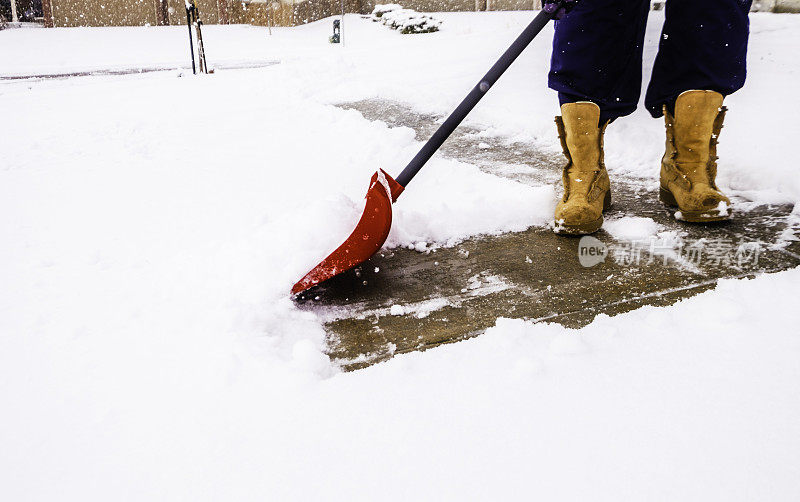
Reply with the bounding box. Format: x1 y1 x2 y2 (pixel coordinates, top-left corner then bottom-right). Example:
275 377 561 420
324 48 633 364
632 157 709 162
186 5 196 74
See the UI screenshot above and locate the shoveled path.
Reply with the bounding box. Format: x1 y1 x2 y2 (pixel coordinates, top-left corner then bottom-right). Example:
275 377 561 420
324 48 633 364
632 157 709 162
296 100 800 370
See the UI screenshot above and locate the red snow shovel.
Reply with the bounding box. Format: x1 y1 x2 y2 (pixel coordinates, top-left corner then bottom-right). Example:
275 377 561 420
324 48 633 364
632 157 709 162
292 4 570 295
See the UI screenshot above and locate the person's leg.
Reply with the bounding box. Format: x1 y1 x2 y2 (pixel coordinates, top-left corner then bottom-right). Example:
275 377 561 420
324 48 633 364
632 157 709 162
649 0 752 222
660 90 732 221
549 0 652 124
552 102 611 235
549 0 650 235
645 0 753 117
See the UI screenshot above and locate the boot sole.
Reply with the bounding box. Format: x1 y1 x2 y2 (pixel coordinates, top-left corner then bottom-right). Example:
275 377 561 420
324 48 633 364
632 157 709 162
659 187 731 223
554 191 611 236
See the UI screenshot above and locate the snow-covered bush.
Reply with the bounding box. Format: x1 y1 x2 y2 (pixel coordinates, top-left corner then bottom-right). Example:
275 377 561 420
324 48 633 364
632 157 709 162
371 4 403 19
0 14 8 31
375 7 441 35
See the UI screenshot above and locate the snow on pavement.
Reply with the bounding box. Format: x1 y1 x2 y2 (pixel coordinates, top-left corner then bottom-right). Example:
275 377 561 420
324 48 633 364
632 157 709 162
603 216 663 241
1 12 799 500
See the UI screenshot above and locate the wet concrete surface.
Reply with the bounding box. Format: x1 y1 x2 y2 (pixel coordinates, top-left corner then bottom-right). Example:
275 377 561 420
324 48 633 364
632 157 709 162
296 100 800 370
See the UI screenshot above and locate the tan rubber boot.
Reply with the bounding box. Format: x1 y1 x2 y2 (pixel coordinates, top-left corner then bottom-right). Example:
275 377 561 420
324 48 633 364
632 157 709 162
553 102 611 235
660 90 731 222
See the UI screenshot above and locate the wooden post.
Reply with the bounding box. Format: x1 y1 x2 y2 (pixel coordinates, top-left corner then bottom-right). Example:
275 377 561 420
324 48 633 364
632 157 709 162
41 0 54 27
155 0 170 25
218 0 229 24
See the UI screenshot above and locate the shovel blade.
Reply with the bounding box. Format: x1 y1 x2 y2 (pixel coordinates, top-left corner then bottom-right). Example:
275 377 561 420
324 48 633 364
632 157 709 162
292 170 405 295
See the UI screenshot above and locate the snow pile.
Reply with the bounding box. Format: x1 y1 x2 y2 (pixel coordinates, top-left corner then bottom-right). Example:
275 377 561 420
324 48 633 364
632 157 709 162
603 216 663 240
387 158 555 247
381 9 441 34
371 3 403 18
373 5 441 34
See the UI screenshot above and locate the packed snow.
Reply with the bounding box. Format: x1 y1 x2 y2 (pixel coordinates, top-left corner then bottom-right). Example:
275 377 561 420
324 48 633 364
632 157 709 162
603 216 663 240
1 10 799 501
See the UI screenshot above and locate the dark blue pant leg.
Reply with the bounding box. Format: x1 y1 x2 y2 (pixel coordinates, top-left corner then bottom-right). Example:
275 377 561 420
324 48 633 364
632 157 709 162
549 0 651 123
644 0 753 117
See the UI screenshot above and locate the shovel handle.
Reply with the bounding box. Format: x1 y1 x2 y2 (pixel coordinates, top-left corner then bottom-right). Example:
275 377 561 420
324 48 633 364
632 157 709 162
395 8 557 188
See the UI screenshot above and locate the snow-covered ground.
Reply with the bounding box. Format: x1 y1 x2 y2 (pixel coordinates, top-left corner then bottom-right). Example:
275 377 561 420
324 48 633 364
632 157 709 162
1 12 799 500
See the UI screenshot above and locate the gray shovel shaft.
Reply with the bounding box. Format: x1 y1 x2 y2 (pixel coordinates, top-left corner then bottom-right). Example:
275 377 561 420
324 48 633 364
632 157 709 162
395 9 556 188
